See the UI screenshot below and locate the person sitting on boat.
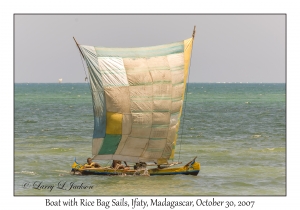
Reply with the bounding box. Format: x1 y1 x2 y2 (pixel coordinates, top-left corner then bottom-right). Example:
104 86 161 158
84 157 100 168
134 162 147 170
112 160 129 170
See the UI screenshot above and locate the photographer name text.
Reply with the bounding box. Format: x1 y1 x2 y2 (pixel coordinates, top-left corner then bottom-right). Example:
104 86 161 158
23 181 93 191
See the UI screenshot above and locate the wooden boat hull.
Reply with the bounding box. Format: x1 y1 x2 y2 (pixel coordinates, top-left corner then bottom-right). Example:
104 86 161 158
71 160 200 176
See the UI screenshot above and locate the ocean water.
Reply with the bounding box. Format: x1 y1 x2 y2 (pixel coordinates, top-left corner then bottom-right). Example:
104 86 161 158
14 83 286 196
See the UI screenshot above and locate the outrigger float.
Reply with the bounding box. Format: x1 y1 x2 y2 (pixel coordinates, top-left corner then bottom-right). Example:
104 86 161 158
71 26 200 176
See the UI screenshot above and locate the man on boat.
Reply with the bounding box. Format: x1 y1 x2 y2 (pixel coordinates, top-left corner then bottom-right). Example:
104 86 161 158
134 162 147 170
84 157 101 168
112 160 129 170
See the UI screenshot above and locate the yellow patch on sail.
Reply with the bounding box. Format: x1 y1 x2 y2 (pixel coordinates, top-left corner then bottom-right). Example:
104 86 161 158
106 112 123 134
183 38 193 86
167 38 194 160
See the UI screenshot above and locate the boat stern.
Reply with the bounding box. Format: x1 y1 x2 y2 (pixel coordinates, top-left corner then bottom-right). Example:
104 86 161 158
183 157 200 175
188 161 200 175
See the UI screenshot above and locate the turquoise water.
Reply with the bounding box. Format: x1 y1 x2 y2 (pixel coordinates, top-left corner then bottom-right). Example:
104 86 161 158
14 83 286 196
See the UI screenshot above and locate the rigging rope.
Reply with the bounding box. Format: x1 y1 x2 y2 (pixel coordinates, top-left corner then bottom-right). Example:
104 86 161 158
76 46 89 83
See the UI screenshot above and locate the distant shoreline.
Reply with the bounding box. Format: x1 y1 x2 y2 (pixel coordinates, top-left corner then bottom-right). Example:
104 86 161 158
14 82 286 84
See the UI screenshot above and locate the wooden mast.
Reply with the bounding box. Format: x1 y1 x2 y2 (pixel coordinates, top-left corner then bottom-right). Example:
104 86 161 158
73 37 85 58
192 25 196 39
73 37 89 82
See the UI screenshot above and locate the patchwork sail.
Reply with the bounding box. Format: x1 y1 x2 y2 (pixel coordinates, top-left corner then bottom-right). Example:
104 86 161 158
76 36 194 165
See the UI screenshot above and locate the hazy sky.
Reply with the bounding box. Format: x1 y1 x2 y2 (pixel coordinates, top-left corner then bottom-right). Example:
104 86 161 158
15 14 285 83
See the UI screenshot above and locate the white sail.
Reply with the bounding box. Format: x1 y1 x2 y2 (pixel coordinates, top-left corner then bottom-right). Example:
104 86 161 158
79 38 194 164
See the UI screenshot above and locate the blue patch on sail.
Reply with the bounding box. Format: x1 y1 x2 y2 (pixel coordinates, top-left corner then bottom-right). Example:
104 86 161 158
93 115 106 138
92 93 106 138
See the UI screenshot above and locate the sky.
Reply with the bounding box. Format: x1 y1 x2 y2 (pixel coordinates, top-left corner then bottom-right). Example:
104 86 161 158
14 14 286 83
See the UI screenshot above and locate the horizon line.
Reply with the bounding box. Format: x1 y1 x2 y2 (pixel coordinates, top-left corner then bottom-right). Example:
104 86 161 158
14 82 286 84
